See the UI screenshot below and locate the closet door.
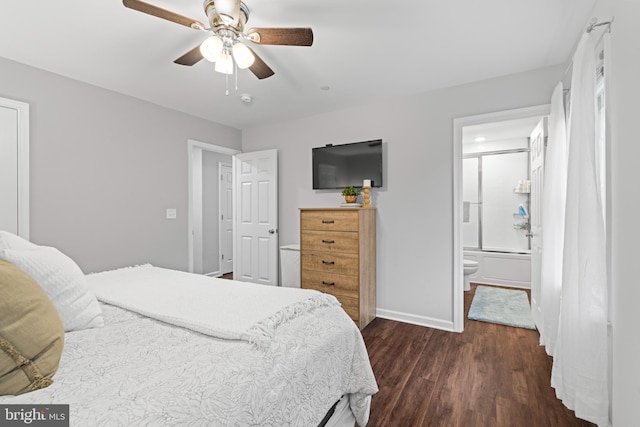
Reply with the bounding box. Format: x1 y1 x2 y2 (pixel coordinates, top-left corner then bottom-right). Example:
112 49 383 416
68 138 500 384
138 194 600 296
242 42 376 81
0 98 29 237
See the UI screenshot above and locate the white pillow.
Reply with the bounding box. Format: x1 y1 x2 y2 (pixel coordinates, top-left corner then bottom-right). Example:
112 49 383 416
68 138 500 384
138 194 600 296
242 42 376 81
0 231 39 251
0 246 104 332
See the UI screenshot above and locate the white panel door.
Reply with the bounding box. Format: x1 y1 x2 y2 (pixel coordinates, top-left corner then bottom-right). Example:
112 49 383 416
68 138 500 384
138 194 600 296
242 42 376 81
233 149 278 286
219 163 233 274
0 106 18 233
529 118 547 326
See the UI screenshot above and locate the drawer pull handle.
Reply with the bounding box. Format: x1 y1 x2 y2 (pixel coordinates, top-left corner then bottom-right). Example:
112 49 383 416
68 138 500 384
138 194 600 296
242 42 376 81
322 220 335 224
322 281 336 287
322 260 335 265
322 239 335 244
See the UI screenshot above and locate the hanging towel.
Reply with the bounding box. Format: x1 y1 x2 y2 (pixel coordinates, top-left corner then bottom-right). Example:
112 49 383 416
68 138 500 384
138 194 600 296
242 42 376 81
463 201 470 222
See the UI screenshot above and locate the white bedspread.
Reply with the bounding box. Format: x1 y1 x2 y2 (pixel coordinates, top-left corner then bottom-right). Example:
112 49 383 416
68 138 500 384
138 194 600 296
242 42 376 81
86 264 339 348
1 268 378 426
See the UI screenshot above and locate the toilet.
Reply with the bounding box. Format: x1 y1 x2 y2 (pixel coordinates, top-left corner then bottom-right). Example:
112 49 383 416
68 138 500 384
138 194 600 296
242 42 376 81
463 259 479 291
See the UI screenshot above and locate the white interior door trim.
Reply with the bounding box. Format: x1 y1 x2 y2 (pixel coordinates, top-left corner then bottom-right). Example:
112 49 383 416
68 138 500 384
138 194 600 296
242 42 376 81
187 139 241 273
0 96 29 239
452 104 550 332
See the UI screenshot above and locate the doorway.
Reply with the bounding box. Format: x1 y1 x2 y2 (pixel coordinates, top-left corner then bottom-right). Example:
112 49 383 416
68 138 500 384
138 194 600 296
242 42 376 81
0 96 29 239
188 140 240 275
452 105 550 332
188 143 280 287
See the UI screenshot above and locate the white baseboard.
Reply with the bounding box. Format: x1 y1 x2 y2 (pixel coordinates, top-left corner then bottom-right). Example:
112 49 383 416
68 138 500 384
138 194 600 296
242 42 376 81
376 308 456 332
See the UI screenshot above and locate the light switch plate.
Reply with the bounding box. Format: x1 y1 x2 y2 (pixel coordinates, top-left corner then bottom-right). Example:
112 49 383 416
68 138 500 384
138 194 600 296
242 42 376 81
166 208 177 219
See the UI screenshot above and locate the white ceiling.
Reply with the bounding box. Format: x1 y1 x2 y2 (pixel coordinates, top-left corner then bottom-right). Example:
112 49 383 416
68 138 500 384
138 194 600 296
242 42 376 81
0 1 595 130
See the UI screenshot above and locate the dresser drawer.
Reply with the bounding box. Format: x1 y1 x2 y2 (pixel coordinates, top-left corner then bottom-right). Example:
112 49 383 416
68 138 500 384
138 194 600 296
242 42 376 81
301 251 358 276
301 230 359 254
337 295 360 322
302 277 359 322
301 269 358 299
300 210 359 232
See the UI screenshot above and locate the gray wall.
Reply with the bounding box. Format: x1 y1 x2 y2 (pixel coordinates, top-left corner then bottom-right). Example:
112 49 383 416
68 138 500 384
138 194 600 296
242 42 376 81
242 65 563 329
0 57 241 273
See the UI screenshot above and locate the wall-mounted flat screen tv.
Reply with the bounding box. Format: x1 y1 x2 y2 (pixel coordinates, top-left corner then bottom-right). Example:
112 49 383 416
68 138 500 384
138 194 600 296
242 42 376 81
312 139 383 189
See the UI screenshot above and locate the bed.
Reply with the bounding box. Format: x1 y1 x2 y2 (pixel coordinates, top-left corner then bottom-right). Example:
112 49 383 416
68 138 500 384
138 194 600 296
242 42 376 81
0 232 378 426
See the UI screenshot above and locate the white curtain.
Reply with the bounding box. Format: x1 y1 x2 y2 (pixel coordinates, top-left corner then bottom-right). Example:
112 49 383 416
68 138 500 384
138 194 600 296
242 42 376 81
537 82 567 355
550 31 609 426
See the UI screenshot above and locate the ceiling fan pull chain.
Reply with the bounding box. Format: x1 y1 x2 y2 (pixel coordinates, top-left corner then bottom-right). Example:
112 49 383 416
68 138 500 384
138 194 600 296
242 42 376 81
225 72 230 96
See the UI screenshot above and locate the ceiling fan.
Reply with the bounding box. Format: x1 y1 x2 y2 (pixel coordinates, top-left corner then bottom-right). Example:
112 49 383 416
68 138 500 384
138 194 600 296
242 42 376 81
122 0 314 80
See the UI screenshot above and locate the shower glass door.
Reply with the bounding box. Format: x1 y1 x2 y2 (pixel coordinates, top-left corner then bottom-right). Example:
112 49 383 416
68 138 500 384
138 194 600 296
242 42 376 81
463 151 530 253
482 152 530 253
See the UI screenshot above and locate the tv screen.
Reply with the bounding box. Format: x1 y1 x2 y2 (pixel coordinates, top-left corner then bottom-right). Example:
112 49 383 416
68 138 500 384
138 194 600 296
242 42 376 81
312 139 383 189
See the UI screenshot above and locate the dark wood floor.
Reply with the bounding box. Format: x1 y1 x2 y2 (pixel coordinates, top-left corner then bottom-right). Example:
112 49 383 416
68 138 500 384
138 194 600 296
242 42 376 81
360 283 595 427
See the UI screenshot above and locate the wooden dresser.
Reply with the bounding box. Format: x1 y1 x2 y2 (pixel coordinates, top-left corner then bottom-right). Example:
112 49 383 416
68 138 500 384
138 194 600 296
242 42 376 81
299 208 376 330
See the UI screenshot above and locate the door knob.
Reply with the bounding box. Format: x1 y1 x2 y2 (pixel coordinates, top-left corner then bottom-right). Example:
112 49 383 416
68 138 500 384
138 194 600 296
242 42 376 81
268 229 277 234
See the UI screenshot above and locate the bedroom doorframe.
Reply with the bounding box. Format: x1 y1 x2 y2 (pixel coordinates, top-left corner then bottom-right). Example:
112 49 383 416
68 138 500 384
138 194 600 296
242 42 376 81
187 140 241 274
452 104 550 332
0 96 29 239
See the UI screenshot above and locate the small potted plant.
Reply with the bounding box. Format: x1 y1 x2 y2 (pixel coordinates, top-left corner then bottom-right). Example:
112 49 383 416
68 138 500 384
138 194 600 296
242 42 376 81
341 186 359 203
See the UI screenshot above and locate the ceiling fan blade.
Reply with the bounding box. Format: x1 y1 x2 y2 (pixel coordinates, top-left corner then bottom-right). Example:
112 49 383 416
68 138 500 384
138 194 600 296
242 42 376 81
247 28 313 46
247 48 275 79
174 45 204 66
122 0 205 29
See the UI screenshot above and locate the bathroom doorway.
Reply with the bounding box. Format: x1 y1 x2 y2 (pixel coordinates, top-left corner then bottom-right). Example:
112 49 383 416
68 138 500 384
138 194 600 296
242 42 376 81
452 105 550 332
462 117 545 289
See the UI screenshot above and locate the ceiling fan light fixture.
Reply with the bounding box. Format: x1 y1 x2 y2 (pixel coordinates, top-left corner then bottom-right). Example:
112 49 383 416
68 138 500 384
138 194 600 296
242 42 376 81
232 42 255 69
215 51 234 74
215 0 240 26
122 0 312 84
200 35 224 62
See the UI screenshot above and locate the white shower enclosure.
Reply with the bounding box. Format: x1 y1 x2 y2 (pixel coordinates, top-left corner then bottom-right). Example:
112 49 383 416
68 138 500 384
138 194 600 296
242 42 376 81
463 148 531 253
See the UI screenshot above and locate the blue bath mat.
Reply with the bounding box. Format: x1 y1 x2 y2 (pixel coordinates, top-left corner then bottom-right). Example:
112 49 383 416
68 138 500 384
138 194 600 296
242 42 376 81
468 285 536 330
